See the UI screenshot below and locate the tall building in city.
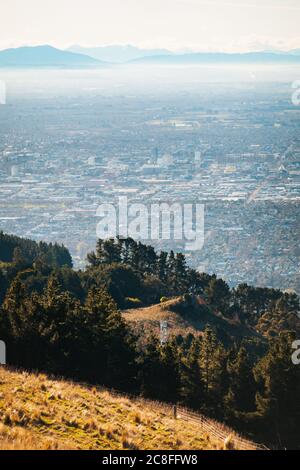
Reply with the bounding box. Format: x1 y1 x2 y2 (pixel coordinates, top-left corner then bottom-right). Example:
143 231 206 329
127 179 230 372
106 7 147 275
195 151 202 166
11 165 19 177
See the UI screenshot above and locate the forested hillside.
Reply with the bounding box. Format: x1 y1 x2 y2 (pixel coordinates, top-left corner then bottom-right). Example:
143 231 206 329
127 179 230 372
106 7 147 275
0 232 72 304
0 233 300 448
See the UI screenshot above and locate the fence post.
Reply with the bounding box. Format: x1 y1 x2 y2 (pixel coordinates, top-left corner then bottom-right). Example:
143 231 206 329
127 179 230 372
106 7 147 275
173 405 177 419
0 341 6 365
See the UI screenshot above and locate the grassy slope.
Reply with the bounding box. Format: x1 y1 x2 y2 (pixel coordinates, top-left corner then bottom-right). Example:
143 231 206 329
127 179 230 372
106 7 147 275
122 297 259 343
123 298 200 338
0 367 238 451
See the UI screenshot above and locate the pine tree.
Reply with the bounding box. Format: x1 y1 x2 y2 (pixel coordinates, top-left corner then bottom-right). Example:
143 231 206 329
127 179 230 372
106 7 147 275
205 277 230 313
0 269 8 305
226 345 256 414
199 327 228 416
254 332 300 448
174 253 188 294
257 294 300 337
139 335 163 399
83 287 136 389
180 339 203 409
2 278 27 339
12 247 28 269
157 251 168 282
167 251 177 294
160 340 181 403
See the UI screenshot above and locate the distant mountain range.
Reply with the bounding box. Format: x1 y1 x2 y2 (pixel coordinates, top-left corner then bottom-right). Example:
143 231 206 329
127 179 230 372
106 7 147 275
69 45 300 64
130 51 300 65
1 45 300 68
0 45 104 68
68 44 172 63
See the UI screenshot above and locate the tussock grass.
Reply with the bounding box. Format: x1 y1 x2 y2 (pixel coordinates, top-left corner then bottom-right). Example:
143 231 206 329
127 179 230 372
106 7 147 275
122 296 257 342
122 297 200 339
0 367 243 450
224 434 236 450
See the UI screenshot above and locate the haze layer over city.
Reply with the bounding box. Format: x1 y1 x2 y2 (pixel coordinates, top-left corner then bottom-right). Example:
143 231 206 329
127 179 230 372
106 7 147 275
0 64 299 292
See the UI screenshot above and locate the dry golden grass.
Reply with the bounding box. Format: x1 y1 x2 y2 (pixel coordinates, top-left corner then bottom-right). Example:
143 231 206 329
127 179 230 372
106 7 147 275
122 296 257 344
0 366 240 451
122 297 201 339
0 423 66 450
0 367 255 450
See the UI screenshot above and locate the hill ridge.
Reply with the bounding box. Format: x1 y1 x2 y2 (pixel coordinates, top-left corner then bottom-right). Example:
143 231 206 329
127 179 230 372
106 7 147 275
122 296 262 344
0 45 104 68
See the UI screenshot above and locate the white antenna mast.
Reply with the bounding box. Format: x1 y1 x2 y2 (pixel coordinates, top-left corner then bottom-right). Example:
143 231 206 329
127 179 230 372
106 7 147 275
160 321 168 346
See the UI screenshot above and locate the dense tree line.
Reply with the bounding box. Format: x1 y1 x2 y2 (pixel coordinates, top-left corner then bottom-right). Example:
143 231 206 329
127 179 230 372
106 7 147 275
0 231 72 268
85 238 205 306
85 238 300 334
0 232 73 304
1 234 300 448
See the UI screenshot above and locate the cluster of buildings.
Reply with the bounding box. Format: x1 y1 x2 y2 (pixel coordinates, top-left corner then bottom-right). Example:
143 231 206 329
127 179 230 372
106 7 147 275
0 83 299 292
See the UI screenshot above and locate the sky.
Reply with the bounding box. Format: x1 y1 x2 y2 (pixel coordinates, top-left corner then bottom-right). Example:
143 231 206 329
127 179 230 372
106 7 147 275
1 0 300 52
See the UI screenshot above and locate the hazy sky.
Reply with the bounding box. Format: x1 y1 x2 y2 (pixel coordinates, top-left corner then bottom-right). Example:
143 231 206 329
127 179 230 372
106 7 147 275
1 0 300 52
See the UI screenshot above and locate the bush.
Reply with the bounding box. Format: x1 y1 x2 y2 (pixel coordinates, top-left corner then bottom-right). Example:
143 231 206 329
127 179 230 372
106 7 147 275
160 297 169 304
125 297 143 308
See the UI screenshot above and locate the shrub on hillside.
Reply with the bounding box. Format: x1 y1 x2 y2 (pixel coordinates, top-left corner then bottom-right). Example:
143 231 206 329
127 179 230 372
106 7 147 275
125 297 143 309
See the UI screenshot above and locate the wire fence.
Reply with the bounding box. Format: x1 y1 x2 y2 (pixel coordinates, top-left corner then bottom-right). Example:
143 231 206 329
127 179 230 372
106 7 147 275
176 407 268 451
76 379 268 451
4 366 269 451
